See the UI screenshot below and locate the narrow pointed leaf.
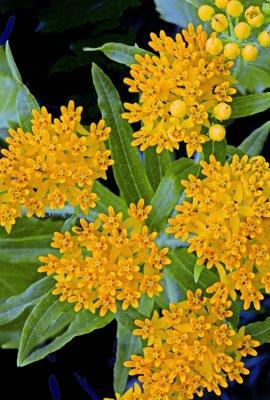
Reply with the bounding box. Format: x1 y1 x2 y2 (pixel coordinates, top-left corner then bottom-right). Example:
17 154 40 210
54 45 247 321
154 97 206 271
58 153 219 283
92 63 154 204
114 322 142 394
18 292 114 366
231 94 270 118
246 317 270 344
0 277 53 326
202 139 227 164
84 42 153 66
168 248 217 291
144 148 172 191
238 121 270 156
147 158 200 231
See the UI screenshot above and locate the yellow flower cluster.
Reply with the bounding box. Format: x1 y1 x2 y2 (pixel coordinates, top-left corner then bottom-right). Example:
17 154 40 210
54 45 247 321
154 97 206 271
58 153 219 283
123 23 236 156
121 290 259 399
38 199 171 316
104 383 142 400
167 154 270 311
198 1 270 62
0 101 113 233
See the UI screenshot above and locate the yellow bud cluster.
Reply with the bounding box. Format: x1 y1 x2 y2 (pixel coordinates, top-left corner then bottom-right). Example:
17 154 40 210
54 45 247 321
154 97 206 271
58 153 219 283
0 101 113 233
121 290 259 399
198 2 269 62
38 199 171 316
167 154 270 311
123 24 236 156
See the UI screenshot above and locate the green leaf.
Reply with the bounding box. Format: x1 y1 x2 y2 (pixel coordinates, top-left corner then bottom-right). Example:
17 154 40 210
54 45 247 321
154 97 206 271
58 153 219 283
0 277 53 326
18 292 114 366
0 44 38 138
93 181 128 215
202 139 227 164
238 121 270 156
92 63 154 204
235 62 270 94
0 311 29 349
5 41 22 82
0 217 62 299
147 158 200 232
84 43 153 66
116 308 146 334
39 0 140 32
227 145 245 158
246 317 270 344
227 300 240 330
194 264 204 284
16 83 39 131
168 248 218 292
113 322 142 394
144 148 172 191
138 294 155 318
154 0 210 30
231 94 270 119
157 269 184 309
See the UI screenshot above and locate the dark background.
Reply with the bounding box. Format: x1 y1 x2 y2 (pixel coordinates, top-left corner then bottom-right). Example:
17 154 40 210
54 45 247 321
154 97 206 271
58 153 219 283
0 0 270 399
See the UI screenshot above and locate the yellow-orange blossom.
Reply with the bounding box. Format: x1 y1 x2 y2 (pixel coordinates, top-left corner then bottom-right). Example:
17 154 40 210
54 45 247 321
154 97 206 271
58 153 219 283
167 154 270 311
0 100 113 232
123 24 236 156
39 199 171 316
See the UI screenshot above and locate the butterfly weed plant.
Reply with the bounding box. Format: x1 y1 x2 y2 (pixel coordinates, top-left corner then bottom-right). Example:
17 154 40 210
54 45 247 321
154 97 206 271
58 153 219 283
1 0 270 398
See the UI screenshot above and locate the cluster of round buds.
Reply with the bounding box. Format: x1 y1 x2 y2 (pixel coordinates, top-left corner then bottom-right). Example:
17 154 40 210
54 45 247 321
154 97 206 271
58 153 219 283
167 154 270 311
38 199 171 316
123 24 236 156
120 290 259 399
0 101 113 233
198 1 270 62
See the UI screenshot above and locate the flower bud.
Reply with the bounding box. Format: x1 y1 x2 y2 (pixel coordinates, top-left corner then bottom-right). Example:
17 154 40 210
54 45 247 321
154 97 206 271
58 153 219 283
206 37 224 55
198 5 215 21
262 3 270 16
209 124 226 141
245 6 265 27
215 0 229 8
258 31 270 47
213 103 232 121
234 22 251 39
226 1 244 17
224 42 241 59
170 100 187 118
241 44 259 62
211 14 229 32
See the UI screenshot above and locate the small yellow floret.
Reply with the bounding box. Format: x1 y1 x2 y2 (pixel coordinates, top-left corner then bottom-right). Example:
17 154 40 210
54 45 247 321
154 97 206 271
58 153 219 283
242 44 259 62
224 42 241 59
245 6 264 27
206 37 224 55
215 0 228 8
226 1 244 17
209 124 226 141
258 31 270 48
234 22 251 39
211 14 229 32
213 102 232 120
198 5 215 21
170 100 187 118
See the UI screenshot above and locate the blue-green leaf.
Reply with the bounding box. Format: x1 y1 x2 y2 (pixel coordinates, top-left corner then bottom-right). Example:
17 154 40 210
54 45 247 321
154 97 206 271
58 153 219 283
92 63 154 204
